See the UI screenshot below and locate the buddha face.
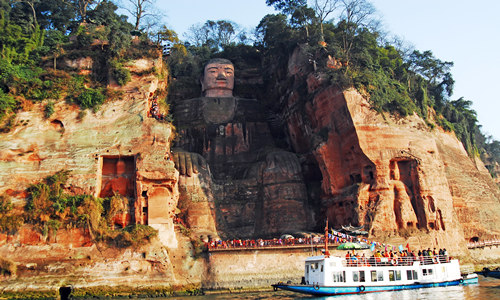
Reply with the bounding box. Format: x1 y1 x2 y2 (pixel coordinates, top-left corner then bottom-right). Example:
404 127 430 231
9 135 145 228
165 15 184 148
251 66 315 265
201 60 234 97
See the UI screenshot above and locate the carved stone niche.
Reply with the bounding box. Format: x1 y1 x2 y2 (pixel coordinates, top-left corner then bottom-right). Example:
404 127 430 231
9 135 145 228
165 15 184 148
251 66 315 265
99 156 137 227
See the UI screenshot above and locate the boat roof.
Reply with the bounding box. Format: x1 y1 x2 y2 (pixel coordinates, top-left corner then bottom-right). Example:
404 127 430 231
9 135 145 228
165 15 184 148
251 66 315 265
305 255 342 262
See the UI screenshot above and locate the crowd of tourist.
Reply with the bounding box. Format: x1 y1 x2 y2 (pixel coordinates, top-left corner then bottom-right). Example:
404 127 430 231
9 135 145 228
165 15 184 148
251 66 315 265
148 93 171 121
205 236 345 250
344 247 449 267
149 96 166 121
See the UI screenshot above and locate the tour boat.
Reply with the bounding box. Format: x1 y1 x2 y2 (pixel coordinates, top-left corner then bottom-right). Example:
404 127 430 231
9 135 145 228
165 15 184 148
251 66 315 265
272 223 478 296
272 254 478 296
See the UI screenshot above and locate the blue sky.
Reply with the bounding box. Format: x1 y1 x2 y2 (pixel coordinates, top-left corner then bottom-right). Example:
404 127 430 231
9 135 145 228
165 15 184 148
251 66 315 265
151 0 499 141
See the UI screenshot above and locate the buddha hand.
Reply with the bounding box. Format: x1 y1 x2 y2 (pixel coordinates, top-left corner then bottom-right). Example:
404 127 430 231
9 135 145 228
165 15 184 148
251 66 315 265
172 149 207 176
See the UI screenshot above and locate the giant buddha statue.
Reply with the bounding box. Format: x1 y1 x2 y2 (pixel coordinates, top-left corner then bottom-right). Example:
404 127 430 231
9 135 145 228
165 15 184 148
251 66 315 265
173 58 309 240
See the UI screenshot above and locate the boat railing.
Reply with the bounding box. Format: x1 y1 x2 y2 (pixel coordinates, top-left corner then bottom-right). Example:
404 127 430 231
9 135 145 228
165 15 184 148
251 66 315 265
340 255 450 267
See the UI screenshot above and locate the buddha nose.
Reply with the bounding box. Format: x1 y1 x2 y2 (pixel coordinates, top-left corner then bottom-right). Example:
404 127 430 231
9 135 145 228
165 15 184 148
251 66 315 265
216 72 227 80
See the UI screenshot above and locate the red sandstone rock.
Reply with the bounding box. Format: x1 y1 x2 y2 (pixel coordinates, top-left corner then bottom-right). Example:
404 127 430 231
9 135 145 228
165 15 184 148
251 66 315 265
284 82 500 252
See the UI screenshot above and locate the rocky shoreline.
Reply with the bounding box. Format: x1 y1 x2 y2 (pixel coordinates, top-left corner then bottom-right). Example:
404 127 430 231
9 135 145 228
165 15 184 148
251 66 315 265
1 241 499 299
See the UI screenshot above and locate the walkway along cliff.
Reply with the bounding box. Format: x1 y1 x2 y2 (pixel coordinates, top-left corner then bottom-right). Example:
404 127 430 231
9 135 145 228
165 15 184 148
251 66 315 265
0 44 499 297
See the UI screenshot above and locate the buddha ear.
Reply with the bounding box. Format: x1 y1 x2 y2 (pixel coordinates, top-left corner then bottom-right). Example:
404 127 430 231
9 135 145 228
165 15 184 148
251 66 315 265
200 76 205 94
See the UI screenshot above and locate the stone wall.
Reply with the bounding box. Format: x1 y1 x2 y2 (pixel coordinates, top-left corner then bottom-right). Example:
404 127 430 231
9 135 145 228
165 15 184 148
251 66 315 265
204 248 371 289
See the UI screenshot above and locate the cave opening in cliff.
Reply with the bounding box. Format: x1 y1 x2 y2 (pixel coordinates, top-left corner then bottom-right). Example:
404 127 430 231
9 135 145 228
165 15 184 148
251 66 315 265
390 158 425 229
99 156 136 226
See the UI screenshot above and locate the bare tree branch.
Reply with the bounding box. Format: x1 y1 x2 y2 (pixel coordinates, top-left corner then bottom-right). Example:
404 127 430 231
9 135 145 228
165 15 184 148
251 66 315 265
119 0 160 31
312 0 341 41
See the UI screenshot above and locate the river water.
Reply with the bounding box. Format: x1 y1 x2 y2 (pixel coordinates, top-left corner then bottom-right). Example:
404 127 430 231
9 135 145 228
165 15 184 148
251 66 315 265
162 276 499 300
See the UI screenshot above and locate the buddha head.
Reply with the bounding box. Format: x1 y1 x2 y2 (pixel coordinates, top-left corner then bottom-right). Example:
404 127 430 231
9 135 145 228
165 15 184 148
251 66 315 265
201 58 234 97
116 159 126 175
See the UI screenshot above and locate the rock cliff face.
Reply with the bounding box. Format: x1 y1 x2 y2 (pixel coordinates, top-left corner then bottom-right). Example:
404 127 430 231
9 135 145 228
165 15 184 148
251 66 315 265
0 56 196 292
0 46 499 295
0 57 179 247
279 46 500 252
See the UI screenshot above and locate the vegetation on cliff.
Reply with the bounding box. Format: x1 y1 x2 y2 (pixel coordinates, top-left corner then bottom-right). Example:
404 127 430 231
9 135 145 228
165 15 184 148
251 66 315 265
1 170 157 248
0 0 164 131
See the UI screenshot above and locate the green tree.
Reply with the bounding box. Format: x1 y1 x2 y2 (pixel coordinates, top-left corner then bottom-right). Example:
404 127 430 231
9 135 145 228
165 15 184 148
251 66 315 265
0 89 16 122
408 50 454 108
10 0 39 29
36 0 76 32
44 100 54 118
186 20 240 50
72 0 101 22
338 0 376 67
0 8 44 64
266 0 315 38
44 29 68 69
155 26 186 56
255 14 292 50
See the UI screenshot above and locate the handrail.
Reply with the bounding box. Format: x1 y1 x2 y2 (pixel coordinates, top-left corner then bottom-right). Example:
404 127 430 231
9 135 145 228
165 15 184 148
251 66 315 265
467 240 500 249
340 254 450 267
206 237 345 251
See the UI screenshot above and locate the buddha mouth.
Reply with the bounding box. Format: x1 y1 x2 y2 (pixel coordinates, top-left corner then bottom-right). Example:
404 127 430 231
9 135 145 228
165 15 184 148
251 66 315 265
215 80 228 85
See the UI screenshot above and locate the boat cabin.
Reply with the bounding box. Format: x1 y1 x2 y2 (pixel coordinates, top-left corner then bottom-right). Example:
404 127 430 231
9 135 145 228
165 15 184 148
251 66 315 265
304 255 461 287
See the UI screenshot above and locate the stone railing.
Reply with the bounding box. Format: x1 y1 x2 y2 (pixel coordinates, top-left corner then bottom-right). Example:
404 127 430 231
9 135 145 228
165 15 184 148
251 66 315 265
467 240 500 249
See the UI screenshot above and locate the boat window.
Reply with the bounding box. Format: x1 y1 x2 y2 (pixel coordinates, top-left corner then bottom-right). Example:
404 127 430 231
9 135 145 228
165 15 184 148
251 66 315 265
321 264 324 272
389 270 395 281
333 271 346 282
306 265 309 275
377 271 384 281
423 268 433 277
406 270 418 280
359 271 365 282
353 271 366 282
390 270 401 281
370 270 383 282
407 270 413 280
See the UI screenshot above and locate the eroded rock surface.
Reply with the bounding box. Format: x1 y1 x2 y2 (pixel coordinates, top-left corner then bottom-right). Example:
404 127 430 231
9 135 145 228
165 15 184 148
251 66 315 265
280 46 500 253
